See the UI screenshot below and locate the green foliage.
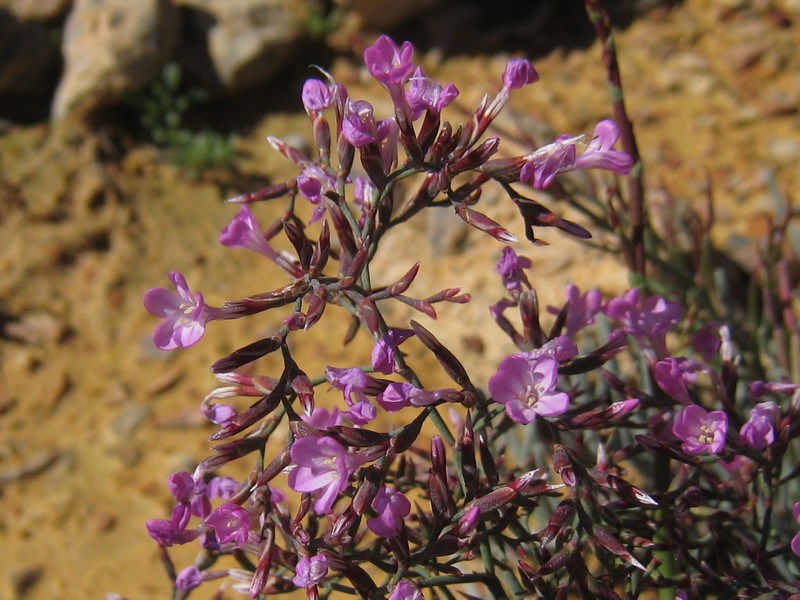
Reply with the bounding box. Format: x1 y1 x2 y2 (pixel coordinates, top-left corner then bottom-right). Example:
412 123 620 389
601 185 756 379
128 62 238 173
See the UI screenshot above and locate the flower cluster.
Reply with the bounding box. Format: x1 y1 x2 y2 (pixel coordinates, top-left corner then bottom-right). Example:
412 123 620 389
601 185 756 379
137 30 800 600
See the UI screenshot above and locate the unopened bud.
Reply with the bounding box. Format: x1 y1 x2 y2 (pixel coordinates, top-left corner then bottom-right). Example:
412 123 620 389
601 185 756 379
456 505 481 537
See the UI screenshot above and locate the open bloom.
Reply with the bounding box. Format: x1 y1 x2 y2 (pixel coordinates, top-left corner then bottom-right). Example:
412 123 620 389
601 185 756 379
604 288 682 360
389 580 424 600
204 503 251 546
293 553 330 588
406 67 459 119
143 271 225 350
288 436 364 513
740 401 780 449
363 34 415 93
367 486 411 538
488 354 569 424
520 119 632 189
653 357 704 405
673 405 728 455
555 284 602 337
325 366 377 425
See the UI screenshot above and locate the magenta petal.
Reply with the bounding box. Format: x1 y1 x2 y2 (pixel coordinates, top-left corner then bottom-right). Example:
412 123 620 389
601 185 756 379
591 119 620 148
290 468 338 493
176 320 206 348
505 400 535 424
792 531 800 557
530 357 559 390
314 480 340 513
143 288 182 316
152 319 180 350
534 391 570 417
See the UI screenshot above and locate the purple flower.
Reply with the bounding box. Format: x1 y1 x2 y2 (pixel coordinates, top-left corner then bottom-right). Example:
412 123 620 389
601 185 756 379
166 471 211 522
672 405 728 455
145 518 200 547
389 580 424 600
168 471 195 503
496 246 531 292
288 436 364 513
376 382 415 412
293 553 330 588
407 67 459 119
692 322 722 362
520 135 578 189
520 120 631 189
376 382 458 411
143 272 225 350
367 486 411 538
326 366 371 405
653 357 703 405
363 35 415 92
740 401 780 449
297 165 337 223
219 206 271 255
488 354 569 424
604 288 682 360
371 329 414 374
342 99 379 148
344 398 377 426
558 284 601 337
204 503 251 546
573 119 633 174
207 476 239 500
792 503 800 557
175 566 203 591
301 78 333 113
502 58 539 89
301 406 343 429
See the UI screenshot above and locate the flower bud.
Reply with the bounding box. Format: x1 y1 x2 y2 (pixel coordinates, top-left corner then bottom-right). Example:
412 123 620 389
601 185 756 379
456 505 481 537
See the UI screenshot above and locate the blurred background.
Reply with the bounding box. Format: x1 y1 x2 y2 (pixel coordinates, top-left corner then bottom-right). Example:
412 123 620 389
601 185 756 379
0 0 798 598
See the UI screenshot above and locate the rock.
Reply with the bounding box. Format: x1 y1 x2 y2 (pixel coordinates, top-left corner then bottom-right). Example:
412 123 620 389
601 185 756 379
176 0 307 91
51 0 180 121
0 0 72 21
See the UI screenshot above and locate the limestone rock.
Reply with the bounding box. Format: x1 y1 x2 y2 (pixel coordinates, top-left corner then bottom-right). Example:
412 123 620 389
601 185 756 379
51 0 179 121
176 0 307 91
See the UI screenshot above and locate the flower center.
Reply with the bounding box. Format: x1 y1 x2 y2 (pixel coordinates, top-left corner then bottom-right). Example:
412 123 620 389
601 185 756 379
698 424 714 445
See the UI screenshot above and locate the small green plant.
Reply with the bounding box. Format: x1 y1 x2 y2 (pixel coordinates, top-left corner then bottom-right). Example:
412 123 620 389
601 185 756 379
129 62 237 173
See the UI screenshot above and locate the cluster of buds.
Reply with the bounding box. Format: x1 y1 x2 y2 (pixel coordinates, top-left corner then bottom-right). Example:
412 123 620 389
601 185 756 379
138 30 800 600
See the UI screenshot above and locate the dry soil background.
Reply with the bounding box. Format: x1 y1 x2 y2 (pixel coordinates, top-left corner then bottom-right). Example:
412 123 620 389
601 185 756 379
1 1 799 598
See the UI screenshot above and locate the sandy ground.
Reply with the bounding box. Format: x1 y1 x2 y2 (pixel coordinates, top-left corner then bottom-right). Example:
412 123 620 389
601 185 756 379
1 1 799 598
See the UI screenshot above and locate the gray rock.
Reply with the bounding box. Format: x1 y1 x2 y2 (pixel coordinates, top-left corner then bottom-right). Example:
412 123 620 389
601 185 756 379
176 0 306 91
51 0 179 121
